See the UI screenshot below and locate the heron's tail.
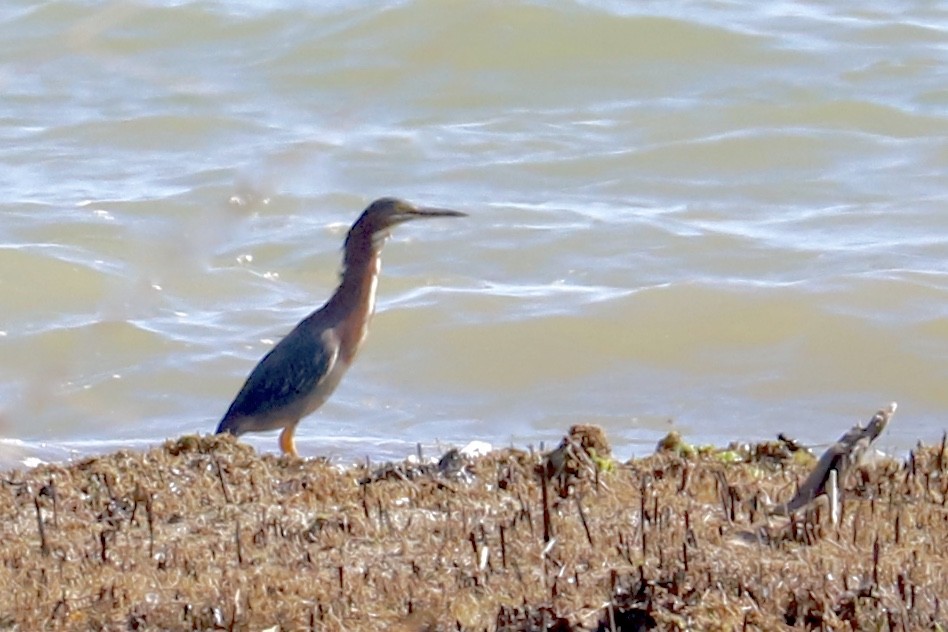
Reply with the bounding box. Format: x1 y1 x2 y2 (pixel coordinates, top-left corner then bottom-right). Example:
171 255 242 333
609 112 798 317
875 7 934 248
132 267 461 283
215 413 242 436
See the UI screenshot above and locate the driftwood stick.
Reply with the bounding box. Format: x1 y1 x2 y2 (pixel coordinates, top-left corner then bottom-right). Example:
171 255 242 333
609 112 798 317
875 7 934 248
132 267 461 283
828 468 839 527
775 402 896 515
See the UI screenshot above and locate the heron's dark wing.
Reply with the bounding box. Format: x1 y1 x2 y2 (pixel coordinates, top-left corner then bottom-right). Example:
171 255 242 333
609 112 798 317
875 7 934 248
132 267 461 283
218 327 339 428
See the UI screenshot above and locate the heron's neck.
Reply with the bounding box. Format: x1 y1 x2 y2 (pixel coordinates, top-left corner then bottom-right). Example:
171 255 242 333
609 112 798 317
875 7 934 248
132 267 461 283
342 246 382 294
325 249 382 360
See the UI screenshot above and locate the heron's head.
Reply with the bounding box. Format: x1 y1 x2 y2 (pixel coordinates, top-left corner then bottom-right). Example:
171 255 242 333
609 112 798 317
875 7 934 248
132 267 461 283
344 197 466 257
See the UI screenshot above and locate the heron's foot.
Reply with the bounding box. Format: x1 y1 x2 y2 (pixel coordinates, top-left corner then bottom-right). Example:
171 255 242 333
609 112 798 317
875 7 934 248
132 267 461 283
279 426 299 457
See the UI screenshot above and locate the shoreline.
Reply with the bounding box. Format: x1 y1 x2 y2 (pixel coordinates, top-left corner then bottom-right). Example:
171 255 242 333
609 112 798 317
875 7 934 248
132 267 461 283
1 426 945 630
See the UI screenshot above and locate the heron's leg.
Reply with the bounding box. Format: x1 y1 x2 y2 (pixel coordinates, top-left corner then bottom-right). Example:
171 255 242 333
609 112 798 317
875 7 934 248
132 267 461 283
279 425 299 457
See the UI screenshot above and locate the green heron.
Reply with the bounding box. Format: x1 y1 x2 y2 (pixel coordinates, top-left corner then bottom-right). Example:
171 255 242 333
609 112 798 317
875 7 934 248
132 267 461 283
216 197 466 455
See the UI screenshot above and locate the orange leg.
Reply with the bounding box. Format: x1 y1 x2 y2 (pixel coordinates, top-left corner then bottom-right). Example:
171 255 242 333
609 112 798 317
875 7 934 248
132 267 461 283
279 425 299 457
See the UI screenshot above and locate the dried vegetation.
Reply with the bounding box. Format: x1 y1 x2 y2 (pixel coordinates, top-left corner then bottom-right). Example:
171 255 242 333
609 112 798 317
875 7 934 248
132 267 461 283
0 421 946 630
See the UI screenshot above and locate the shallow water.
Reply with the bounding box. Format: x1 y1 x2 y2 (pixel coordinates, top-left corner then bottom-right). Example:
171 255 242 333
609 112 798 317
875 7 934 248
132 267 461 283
1 0 946 468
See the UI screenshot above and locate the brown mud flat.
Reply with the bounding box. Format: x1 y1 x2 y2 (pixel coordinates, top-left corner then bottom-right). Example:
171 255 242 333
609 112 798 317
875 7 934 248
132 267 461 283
0 427 945 631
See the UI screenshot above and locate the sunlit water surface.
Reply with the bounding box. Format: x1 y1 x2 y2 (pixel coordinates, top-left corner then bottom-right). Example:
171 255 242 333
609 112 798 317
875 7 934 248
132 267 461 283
1 1 946 468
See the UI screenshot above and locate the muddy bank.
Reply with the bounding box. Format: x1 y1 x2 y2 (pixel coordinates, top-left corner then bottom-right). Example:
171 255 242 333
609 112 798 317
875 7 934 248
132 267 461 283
0 422 945 630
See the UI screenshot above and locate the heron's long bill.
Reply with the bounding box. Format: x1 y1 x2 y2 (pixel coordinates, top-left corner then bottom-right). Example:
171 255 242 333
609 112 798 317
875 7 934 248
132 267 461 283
407 207 468 219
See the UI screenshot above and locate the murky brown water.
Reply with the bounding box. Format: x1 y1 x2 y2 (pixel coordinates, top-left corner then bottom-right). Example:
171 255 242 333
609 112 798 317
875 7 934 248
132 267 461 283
1 1 946 467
